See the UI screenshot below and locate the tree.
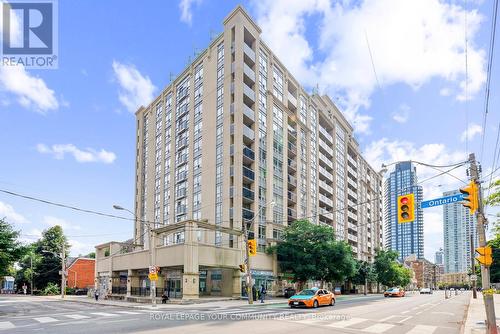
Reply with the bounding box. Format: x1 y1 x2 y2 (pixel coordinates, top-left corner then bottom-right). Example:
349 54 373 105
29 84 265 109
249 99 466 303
267 220 356 287
34 226 70 289
374 249 412 288
15 243 42 292
488 234 500 283
0 218 26 276
352 260 377 295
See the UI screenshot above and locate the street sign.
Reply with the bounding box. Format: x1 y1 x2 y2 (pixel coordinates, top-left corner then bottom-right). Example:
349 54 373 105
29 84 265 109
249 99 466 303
148 273 158 281
421 194 464 209
149 266 159 274
471 275 478 281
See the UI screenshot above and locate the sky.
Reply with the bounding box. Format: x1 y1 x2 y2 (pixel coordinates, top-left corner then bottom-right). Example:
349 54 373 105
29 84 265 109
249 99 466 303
0 0 499 260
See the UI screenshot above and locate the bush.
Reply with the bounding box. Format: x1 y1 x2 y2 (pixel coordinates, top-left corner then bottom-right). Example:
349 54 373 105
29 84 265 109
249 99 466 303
65 287 75 295
42 282 60 295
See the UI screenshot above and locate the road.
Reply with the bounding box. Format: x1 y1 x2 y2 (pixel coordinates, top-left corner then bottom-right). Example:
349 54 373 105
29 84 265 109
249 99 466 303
0 291 470 334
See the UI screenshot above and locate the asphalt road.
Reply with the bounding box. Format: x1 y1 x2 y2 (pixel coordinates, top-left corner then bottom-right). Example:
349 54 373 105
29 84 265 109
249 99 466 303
0 291 470 334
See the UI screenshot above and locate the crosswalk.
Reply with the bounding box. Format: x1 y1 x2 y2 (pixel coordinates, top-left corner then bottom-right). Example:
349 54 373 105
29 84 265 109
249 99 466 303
282 316 439 334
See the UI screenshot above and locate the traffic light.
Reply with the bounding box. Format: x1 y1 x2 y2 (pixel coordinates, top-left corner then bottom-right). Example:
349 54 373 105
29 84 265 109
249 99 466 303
239 264 246 273
397 194 415 224
475 246 493 266
248 239 257 256
460 181 479 215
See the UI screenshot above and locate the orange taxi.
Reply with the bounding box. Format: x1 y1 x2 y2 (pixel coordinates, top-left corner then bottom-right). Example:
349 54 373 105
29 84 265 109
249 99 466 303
384 287 405 297
288 287 336 308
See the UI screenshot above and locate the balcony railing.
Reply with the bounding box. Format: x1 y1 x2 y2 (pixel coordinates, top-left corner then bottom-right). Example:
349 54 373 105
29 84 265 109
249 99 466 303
287 208 297 220
243 146 255 161
243 125 255 142
319 139 334 157
243 43 256 63
288 142 296 156
243 104 255 123
287 191 297 203
242 187 254 202
244 63 256 83
287 158 297 172
242 208 254 220
288 92 297 109
319 126 333 144
243 166 255 182
243 83 255 103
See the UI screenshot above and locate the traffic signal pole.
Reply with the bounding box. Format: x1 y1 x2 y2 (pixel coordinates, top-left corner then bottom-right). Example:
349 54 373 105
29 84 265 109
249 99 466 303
242 218 253 304
471 232 477 299
469 153 497 333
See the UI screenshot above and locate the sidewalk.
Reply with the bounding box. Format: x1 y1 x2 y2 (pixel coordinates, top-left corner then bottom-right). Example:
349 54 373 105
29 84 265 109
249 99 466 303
463 293 500 333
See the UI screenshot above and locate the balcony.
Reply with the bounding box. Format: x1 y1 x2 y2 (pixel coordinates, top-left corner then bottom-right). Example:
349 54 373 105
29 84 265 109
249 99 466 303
287 175 297 188
319 126 333 144
243 146 255 163
287 158 297 173
319 166 333 180
288 142 296 157
176 137 188 150
348 211 357 221
243 125 255 144
177 121 188 133
243 83 255 104
243 63 256 84
288 92 297 110
243 43 256 64
176 205 187 215
319 180 333 194
348 223 358 231
287 191 297 203
348 234 358 243
242 207 254 220
243 103 255 123
348 189 357 199
347 177 357 189
319 152 333 170
348 166 358 179
176 154 188 166
242 186 254 203
319 139 334 157
288 126 297 142
319 194 333 207
287 208 297 221
348 155 357 167
242 166 255 183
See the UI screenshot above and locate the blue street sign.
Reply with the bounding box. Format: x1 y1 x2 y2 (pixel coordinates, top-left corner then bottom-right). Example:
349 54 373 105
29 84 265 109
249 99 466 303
421 194 464 209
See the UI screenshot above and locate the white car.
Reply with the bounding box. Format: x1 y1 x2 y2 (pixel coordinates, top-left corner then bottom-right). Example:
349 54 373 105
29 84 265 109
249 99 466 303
420 288 432 294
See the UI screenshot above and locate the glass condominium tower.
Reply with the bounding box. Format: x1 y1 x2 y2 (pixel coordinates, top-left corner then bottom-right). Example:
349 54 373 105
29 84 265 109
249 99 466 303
384 161 424 261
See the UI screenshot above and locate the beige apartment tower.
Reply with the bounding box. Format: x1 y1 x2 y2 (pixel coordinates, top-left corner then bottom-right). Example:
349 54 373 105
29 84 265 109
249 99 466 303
95 6 383 300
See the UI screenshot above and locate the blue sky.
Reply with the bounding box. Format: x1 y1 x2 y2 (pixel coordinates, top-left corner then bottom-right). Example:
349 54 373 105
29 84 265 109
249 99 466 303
0 0 498 260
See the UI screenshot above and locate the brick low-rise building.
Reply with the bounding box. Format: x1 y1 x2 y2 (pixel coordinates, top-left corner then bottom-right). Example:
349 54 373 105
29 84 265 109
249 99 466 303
66 257 95 289
404 255 437 289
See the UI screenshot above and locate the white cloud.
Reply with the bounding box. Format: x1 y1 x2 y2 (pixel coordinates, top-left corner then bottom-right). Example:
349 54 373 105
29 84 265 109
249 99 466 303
460 123 482 142
392 104 410 123
36 143 117 164
68 239 95 257
0 2 58 113
253 0 486 133
0 201 29 225
179 0 202 25
112 61 156 113
43 216 81 231
439 87 452 96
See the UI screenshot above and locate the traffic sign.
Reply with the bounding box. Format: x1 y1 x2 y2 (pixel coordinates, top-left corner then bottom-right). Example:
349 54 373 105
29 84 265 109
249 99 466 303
149 266 159 274
421 194 464 209
471 275 477 281
148 273 158 281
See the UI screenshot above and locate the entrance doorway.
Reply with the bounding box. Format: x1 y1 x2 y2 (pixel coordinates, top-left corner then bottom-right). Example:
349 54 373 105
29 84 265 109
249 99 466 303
165 279 182 299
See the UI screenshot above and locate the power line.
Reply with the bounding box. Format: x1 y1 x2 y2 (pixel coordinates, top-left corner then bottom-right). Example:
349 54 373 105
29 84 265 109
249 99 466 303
480 0 499 161
486 123 500 200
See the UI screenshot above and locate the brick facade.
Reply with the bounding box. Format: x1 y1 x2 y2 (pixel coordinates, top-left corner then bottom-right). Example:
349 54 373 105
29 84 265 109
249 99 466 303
67 258 95 289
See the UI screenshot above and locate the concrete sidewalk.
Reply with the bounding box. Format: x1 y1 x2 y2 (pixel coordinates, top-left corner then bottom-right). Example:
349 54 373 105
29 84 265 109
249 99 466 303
463 293 500 333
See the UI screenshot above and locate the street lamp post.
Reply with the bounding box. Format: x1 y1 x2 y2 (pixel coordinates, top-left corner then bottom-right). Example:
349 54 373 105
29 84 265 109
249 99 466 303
113 204 157 308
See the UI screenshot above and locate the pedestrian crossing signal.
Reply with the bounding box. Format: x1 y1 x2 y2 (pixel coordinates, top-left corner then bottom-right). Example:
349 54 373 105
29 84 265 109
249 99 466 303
397 194 415 224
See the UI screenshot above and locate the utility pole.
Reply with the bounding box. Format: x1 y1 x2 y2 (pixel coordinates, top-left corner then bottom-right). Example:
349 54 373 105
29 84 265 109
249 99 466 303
471 232 477 299
150 222 157 308
30 256 33 296
61 243 66 299
469 153 497 333
243 218 253 305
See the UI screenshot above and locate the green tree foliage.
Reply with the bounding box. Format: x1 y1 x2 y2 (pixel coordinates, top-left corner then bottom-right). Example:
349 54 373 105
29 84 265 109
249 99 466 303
15 243 42 290
352 260 377 285
267 220 356 286
42 282 60 295
34 226 70 289
488 234 500 283
485 179 500 207
0 218 26 276
374 249 411 287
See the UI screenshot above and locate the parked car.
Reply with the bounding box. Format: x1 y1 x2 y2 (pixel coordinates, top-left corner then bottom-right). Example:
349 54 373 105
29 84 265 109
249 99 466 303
283 287 296 298
334 287 342 295
288 287 335 308
384 287 405 297
420 288 432 294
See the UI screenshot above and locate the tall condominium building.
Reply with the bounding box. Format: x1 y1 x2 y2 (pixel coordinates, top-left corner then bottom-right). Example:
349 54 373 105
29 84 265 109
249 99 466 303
435 248 443 265
95 6 382 300
443 190 477 273
384 162 424 261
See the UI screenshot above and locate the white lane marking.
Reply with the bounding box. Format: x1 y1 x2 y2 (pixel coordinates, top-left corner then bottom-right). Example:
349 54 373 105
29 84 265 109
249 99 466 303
0 321 15 330
398 316 412 323
34 317 59 323
90 312 118 317
416 311 423 315
115 311 142 315
136 309 163 313
64 314 90 320
401 310 410 314
326 317 367 328
406 325 437 334
379 315 400 322
362 323 395 333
